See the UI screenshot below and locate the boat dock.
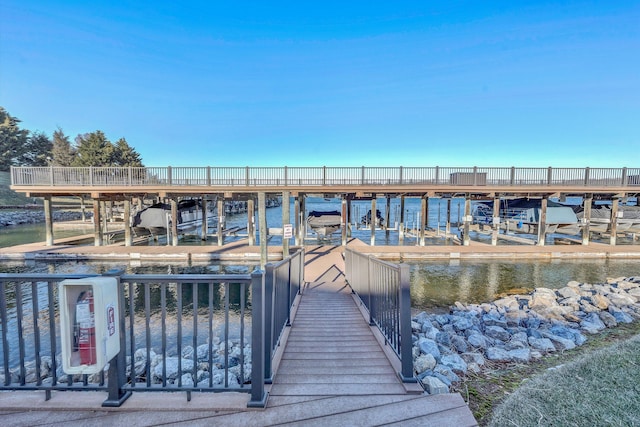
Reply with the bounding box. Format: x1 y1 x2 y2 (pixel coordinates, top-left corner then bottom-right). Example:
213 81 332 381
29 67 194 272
0 244 478 426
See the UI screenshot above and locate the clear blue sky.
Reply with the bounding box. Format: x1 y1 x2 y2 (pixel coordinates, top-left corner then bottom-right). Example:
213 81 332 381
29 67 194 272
1 1 638 167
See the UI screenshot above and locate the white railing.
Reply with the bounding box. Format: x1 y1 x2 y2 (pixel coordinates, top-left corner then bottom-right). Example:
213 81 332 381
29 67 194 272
10 166 640 188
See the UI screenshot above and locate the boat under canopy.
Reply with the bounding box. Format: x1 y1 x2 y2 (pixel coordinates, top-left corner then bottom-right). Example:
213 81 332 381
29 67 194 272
307 210 342 237
473 198 580 235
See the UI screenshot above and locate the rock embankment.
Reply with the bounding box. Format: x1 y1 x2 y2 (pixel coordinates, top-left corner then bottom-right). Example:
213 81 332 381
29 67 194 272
0 209 89 227
412 276 640 394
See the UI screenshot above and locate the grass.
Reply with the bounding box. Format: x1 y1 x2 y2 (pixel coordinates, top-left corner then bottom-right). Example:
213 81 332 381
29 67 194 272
488 333 640 426
453 321 640 426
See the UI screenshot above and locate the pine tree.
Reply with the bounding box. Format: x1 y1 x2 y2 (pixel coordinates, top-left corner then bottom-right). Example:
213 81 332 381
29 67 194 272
51 127 76 166
0 107 29 171
112 137 144 167
73 131 115 166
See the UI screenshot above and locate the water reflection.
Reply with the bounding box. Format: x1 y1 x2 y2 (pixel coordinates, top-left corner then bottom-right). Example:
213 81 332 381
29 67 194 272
407 259 640 311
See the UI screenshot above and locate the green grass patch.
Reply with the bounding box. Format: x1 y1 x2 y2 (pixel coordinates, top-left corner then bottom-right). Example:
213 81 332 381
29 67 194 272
488 333 640 426
455 321 640 426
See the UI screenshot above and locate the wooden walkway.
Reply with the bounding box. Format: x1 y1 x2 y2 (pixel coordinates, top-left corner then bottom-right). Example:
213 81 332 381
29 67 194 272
0 244 478 426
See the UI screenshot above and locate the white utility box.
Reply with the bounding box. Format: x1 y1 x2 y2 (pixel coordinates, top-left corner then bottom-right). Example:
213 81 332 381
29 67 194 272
59 277 120 375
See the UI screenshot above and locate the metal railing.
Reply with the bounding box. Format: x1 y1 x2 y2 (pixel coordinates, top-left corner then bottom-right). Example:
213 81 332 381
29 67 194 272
343 248 414 382
0 249 304 407
10 166 640 189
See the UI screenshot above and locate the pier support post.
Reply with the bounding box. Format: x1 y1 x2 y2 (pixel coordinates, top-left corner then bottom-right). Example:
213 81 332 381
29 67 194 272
420 195 428 246
93 199 103 246
80 195 86 222
463 195 471 246
217 197 225 246
248 197 256 246
491 195 500 246
537 196 548 246
293 195 300 246
258 192 268 270
170 198 178 246
385 195 391 238
201 195 208 241
299 196 306 244
341 197 348 246
282 190 290 256
582 194 592 245
43 195 54 246
370 197 377 246
399 195 405 244
124 199 132 246
610 197 619 246
446 199 452 237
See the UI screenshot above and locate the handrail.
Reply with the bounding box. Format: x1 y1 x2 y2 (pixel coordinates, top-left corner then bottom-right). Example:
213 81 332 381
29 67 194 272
0 252 304 409
10 166 640 189
343 248 414 382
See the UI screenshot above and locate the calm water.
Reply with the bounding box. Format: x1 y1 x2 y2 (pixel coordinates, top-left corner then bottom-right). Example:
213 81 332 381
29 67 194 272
408 259 640 311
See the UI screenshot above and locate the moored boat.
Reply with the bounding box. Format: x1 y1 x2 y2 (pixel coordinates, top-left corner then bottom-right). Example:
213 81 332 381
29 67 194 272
307 210 342 237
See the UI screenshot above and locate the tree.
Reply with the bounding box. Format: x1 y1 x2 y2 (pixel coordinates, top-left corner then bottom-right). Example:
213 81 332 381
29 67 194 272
51 127 76 166
73 130 115 166
20 131 52 166
0 107 29 171
112 137 144 167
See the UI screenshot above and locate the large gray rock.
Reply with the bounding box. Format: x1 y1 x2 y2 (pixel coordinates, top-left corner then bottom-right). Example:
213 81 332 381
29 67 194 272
440 354 468 374
608 306 634 323
598 311 618 328
484 325 511 342
530 288 559 310
528 337 556 352
485 347 511 362
607 293 637 307
508 348 531 363
467 333 488 349
422 376 449 395
451 335 469 353
417 337 441 360
414 354 437 374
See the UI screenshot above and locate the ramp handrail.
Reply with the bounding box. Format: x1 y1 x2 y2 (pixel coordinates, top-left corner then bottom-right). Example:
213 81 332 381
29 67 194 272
344 248 414 382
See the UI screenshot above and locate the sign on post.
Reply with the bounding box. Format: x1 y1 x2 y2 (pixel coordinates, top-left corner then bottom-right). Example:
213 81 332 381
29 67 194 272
283 223 293 239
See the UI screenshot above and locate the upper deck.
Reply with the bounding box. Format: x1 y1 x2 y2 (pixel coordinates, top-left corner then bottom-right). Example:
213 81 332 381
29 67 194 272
10 165 640 199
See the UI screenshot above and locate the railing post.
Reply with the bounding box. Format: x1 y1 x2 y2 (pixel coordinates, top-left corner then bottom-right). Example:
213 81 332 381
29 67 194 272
246 166 250 186
49 166 54 186
473 166 478 186
323 166 327 185
167 166 172 185
547 166 552 185
398 264 416 383
622 167 628 186
510 166 515 186
263 264 274 383
248 270 268 408
206 166 211 186
89 166 93 186
102 269 132 407
399 166 403 185
367 255 375 326
584 167 590 186
284 166 288 186
127 166 132 186
434 166 439 185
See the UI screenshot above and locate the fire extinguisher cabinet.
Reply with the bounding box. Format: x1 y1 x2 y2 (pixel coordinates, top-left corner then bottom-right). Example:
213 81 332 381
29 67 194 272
59 277 121 375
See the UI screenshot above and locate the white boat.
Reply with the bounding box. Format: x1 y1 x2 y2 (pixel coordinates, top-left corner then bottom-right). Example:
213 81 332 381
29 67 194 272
573 204 640 234
132 199 213 235
473 198 580 235
307 210 342 237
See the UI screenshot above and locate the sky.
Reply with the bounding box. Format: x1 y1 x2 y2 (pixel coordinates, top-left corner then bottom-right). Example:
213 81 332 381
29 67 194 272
1 1 639 168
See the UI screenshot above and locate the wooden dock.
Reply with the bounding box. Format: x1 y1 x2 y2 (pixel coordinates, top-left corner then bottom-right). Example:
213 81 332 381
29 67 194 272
0 244 479 426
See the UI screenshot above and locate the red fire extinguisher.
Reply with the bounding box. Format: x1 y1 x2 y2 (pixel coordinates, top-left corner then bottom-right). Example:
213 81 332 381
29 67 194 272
75 290 97 365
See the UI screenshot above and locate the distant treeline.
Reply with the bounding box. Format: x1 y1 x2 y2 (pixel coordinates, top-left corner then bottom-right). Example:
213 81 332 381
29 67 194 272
0 106 144 172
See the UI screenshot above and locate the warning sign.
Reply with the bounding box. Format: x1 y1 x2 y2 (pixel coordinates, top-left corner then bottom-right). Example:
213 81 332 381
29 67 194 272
283 224 293 239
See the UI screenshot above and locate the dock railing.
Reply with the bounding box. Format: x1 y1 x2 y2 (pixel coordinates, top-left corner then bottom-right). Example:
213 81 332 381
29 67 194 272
344 248 414 382
10 166 640 189
0 249 304 408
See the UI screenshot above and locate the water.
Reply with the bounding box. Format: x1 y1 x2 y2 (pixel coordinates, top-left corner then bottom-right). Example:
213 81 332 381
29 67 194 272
408 258 640 311
2 196 638 247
